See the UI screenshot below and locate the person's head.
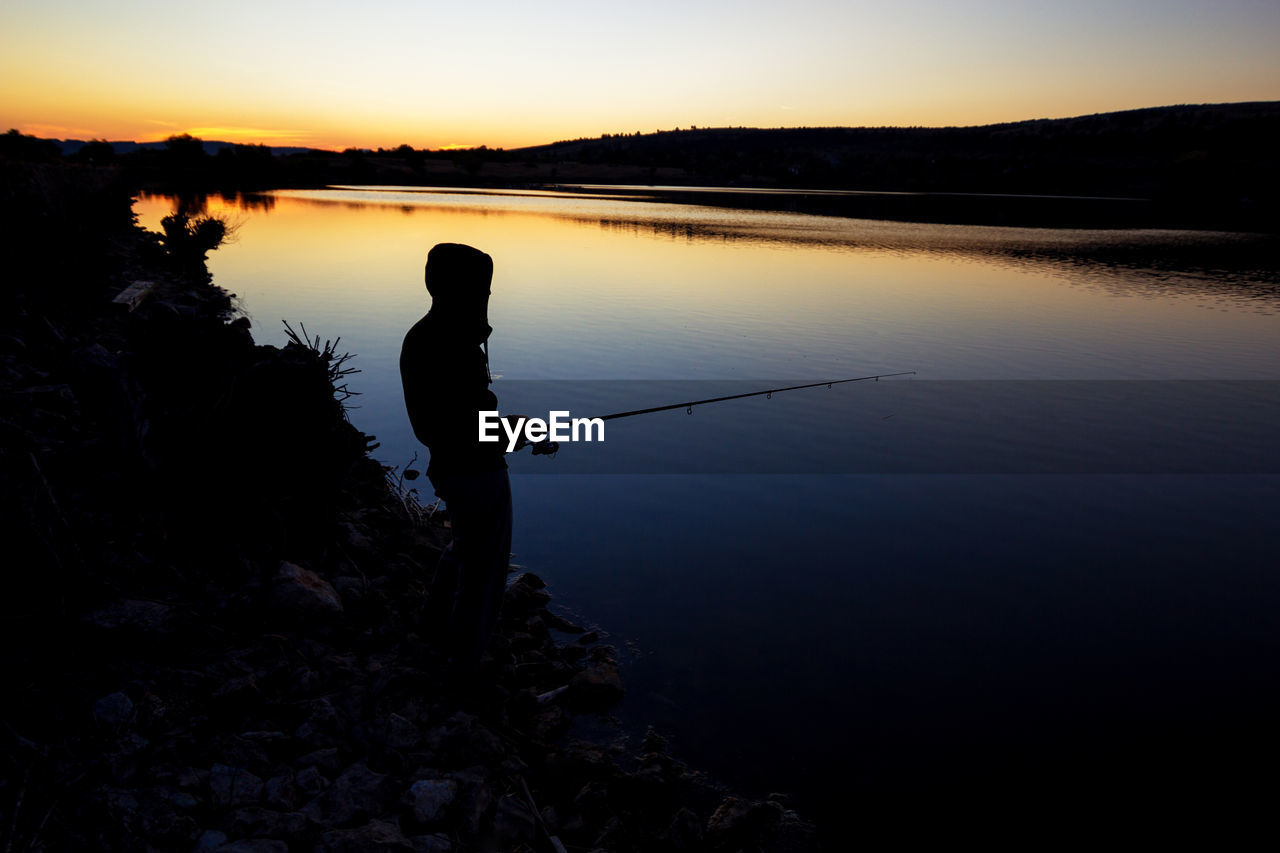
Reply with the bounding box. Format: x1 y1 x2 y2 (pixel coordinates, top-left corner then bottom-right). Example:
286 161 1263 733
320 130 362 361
424 243 493 341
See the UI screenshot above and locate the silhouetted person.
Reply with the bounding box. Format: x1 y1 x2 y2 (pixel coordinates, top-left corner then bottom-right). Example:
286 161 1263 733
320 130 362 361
400 243 515 674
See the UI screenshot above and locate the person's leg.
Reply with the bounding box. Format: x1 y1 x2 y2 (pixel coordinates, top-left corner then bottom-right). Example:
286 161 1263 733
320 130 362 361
424 473 463 647
439 470 513 672
467 470 512 666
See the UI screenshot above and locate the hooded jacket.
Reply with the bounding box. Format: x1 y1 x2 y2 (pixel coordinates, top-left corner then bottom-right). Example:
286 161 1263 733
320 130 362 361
400 243 506 477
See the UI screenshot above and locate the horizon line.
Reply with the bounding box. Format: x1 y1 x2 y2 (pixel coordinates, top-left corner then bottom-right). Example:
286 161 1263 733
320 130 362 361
16 99 1278 153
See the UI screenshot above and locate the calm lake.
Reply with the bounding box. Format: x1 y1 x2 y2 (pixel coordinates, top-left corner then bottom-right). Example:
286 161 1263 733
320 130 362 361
135 187 1280 827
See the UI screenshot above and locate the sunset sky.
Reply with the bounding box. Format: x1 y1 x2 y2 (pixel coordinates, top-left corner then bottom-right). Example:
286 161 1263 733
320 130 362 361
3 0 1277 150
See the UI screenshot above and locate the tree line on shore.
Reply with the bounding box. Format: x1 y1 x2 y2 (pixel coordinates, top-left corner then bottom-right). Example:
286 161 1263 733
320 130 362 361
4 100 1278 228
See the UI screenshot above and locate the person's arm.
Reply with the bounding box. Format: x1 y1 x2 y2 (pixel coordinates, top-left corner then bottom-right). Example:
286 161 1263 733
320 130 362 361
400 325 477 451
400 330 438 448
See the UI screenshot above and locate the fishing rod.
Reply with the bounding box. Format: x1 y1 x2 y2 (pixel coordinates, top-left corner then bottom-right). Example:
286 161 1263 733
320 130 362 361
525 370 916 454
593 371 916 422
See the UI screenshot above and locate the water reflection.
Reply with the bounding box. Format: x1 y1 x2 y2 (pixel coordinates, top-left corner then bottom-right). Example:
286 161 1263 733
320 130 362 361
138 190 276 218
242 187 1280 311
131 189 1280 390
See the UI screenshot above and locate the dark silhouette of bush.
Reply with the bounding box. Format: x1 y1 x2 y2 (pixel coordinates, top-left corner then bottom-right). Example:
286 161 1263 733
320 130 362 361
0 128 61 162
214 142 275 186
72 139 116 164
164 133 206 161
159 211 228 274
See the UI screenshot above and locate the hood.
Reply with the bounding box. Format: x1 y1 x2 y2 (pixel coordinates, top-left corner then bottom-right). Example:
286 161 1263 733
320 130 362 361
424 242 494 343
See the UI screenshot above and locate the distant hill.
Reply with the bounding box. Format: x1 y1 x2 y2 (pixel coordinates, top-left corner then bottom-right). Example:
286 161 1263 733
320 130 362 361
512 101 1280 200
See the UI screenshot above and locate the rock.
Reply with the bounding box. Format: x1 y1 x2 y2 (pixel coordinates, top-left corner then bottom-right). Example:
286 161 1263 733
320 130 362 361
296 698 346 750
210 764 265 808
173 767 206 791
558 644 587 663
331 576 365 604
316 819 414 853
513 572 546 589
97 787 139 827
422 725 448 754
93 691 134 726
544 613 587 633
285 665 322 698
264 771 298 810
295 766 329 797
86 598 174 634
706 797 802 848
492 794 536 847
707 796 753 835
387 713 420 749
240 730 288 743
196 829 228 850
339 522 377 553
106 732 149 783
532 706 571 742
550 741 618 786
296 747 346 776
447 767 493 835
440 714 504 768
207 734 270 772
635 751 678 787
302 762 392 827
642 727 669 753
775 814 818 851
410 833 452 852
504 575 552 613
168 791 200 811
271 561 343 616
667 807 704 849
587 644 617 662
121 787 193 845
220 841 289 853
509 631 539 652
211 676 262 717
568 662 624 712
224 807 310 840
408 779 457 824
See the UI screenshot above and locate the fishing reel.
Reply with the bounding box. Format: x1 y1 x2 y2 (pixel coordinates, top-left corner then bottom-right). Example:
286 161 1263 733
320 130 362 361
530 440 559 456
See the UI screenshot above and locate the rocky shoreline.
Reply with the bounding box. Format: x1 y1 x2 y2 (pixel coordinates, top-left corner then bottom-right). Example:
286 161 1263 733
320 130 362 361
0 165 815 851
